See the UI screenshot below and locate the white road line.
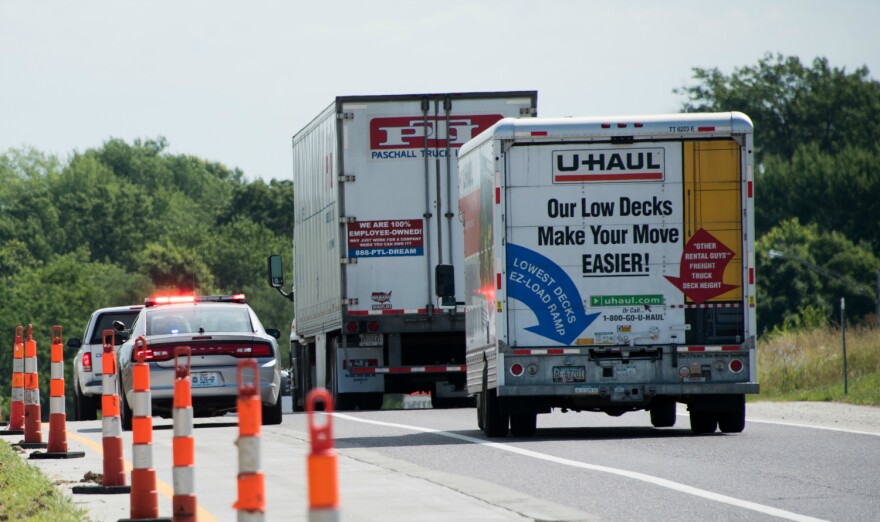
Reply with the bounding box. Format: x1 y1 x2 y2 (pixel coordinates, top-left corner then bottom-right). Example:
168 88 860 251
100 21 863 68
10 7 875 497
334 413 827 522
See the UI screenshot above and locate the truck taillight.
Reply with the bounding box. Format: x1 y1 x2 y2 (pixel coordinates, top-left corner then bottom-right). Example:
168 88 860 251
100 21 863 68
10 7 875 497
729 359 744 373
510 363 524 377
82 352 92 372
346 321 358 334
368 321 380 333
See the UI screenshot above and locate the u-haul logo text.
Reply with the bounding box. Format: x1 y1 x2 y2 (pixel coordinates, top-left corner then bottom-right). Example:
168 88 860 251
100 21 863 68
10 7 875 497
553 148 665 183
370 115 502 159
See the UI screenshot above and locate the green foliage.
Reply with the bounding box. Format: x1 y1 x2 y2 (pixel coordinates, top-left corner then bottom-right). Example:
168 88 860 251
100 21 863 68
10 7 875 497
757 219 880 333
676 53 880 164
0 441 88 520
0 138 293 417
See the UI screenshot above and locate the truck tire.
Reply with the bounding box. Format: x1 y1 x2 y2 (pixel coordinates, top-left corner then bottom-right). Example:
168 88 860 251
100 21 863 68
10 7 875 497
118 374 133 432
689 410 717 434
74 385 97 421
481 381 508 437
262 396 283 425
650 398 677 428
718 395 746 433
509 413 537 437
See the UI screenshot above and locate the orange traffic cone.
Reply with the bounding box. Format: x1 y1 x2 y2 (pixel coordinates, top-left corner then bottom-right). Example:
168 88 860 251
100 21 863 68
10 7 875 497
72 329 131 494
172 346 197 522
0 327 25 435
233 359 265 521
30 326 85 459
20 324 47 449
306 388 339 522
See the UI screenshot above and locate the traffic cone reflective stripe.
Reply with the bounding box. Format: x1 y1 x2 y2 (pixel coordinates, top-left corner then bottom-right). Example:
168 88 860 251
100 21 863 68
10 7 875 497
24 324 43 444
101 329 126 487
234 359 265 520
9 326 25 430
47 326 68 453
307 388 339 522
172 346 197 522
130 336 160 520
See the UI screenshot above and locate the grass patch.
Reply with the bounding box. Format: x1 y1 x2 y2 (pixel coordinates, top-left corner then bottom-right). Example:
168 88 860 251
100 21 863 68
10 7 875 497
757 325 880 405
0 441 88 521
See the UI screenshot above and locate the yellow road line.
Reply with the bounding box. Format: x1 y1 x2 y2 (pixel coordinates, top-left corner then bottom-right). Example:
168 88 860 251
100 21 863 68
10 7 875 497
67 431 220 522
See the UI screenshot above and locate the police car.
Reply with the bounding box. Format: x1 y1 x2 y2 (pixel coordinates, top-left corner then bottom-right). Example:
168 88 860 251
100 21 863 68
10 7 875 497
115 294 282 429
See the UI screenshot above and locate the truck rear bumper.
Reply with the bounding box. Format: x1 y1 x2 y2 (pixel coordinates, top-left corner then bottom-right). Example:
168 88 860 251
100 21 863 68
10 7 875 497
497 382 759 397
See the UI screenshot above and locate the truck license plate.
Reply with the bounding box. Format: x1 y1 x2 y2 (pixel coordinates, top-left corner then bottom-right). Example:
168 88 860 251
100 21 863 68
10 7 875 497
359 334 382 347
553 366 586 383
191 372 222 388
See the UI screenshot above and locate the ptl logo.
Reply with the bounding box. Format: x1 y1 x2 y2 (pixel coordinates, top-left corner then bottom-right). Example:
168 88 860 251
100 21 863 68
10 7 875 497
370 115 502 150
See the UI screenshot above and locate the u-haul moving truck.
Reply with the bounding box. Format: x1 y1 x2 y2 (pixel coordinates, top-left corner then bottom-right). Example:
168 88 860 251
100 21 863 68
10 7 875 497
270 92 537 411
458 112 758 436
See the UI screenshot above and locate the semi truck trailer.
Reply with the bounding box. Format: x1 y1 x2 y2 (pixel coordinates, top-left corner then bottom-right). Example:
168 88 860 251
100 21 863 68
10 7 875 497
270 91 537 410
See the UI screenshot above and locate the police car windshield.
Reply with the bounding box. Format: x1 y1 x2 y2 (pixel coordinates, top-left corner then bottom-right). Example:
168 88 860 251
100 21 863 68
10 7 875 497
146 305 252 335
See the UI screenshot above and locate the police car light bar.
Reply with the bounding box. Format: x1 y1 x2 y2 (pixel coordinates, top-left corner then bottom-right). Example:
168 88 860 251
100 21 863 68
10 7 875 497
145 294 246 307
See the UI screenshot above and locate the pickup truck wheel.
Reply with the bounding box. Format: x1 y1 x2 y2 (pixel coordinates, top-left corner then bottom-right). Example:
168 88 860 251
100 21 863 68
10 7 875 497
650 398 677 428
689 410 717 434
73 384 97 421
509 413 537 437
118 374 133 432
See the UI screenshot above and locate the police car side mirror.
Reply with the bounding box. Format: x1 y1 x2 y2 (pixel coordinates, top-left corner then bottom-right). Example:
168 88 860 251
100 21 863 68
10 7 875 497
266 328 281 339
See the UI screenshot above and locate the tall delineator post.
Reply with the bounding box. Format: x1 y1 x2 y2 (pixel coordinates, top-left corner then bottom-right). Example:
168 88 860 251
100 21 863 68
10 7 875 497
172 346 198 522
233 359 265 522
31 326 85 459
307 388 339 522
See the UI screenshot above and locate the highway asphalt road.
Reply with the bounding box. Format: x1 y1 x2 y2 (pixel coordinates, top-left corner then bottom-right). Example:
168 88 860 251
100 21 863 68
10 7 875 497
4 399 879 521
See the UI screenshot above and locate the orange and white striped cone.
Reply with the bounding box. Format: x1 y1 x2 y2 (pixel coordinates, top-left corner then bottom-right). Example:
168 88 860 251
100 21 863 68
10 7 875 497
306 388 339 522
30 326 85 459
172 346 198 522
233 359 265 522
73 329 131 494
21 324 47 449
0 327 25 435
122 336 167 520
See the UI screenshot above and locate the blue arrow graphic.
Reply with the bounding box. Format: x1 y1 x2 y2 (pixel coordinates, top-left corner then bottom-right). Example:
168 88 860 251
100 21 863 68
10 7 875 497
506 243 600 345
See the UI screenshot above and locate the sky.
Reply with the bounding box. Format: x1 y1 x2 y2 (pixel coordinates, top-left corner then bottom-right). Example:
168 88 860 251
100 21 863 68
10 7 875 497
2 0 878 182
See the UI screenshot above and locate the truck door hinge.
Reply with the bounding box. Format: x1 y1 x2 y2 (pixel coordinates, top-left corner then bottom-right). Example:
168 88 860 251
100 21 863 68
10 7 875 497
338 174 356 183
340 257 358 265
338 112 354 120
339 216 357 224
342 298 359 306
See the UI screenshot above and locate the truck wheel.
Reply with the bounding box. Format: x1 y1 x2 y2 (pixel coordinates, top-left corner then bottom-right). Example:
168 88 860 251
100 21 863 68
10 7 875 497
718 395 746 433
262 396 283 425
118 375 133 432
510 413 537 437
650 398 677 428
481 386 508 438
74 383 97 421
689 410 717 434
